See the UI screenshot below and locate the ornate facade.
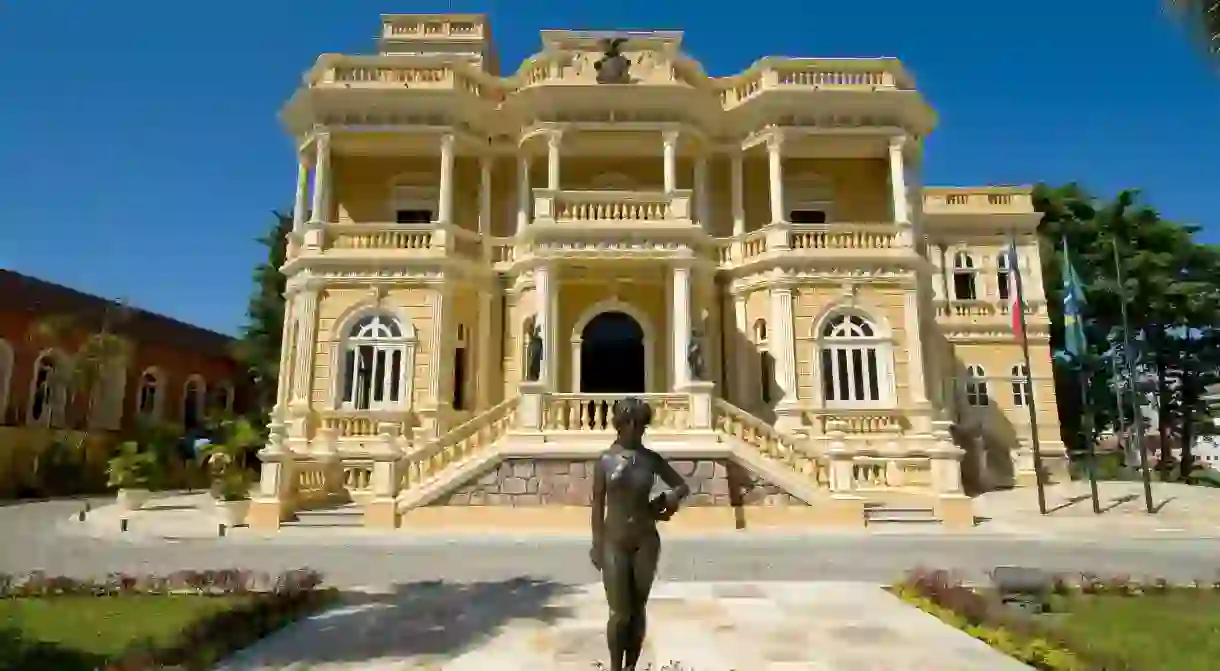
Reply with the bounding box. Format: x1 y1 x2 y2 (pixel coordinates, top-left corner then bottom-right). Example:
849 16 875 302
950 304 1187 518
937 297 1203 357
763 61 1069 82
250 13 1068 531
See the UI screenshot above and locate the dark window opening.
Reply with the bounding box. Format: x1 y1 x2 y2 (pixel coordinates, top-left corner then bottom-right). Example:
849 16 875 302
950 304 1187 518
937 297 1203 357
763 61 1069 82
453 347 467 410
396 209 433 224
789 209 827 224
953 273 977 300
760 353 773 404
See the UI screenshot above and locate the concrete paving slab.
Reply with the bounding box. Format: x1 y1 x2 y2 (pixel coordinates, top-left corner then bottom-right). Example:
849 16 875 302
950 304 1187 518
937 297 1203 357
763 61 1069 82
214 582 1031 671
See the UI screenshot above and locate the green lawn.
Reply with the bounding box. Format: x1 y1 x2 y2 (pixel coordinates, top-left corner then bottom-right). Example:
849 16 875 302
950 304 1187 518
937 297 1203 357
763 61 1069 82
1051 591 1220 670
0 595 248 670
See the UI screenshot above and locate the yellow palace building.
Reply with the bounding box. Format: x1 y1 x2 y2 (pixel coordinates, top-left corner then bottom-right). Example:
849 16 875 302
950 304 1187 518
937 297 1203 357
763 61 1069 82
249 13 1069 531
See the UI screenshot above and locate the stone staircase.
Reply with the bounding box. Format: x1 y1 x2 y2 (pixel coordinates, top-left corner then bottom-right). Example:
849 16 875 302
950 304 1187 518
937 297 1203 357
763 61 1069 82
264 386 971 532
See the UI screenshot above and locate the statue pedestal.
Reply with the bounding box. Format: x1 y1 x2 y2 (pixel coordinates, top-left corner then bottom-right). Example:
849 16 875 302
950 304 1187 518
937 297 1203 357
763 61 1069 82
677 381 715 430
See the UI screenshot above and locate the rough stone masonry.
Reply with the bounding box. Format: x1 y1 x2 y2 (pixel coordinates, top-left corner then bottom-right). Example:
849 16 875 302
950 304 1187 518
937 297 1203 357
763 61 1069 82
430 458 807 507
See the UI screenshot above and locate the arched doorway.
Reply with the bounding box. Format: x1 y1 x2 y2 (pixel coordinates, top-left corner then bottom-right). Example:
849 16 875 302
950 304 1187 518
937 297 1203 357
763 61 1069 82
580 311 646 393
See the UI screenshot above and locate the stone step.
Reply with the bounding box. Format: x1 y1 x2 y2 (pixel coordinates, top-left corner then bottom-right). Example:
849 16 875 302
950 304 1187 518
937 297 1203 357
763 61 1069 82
286 505 363 528
865 506 940 524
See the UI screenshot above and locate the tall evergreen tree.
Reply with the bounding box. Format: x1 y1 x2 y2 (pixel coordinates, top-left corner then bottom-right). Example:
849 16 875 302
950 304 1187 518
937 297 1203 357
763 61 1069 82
234 211 292 425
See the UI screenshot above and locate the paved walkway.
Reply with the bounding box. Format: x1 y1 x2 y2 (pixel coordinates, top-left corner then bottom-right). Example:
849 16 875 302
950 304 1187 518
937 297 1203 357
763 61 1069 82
61 481 1220 545
216 582 1031 670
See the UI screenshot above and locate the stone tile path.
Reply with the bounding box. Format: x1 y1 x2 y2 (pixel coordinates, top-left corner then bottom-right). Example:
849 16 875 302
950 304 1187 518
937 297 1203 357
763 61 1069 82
216 582 1030 670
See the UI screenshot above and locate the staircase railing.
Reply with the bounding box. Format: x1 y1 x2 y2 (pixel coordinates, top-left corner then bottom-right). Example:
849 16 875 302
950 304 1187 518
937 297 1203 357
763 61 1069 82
711 398 827 485
398 396 519 492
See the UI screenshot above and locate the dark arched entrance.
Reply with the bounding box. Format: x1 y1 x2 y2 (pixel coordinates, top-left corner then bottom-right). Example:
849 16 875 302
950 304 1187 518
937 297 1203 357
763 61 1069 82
580 311 646 393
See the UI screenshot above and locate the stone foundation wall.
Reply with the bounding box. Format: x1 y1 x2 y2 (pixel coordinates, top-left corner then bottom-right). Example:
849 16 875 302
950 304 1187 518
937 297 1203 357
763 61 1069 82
430 458 805 506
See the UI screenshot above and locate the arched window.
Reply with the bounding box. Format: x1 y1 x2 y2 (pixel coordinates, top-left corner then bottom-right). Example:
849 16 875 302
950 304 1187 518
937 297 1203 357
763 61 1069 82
28 351 67 427
965 365 989 406
211 381 235 414
137 368 165 419
953 251 978 300
753 319 771 404
0 338 12 423
996 253 1012 301
1011 363 1032 407
340 313 416 410
819 313 890 406
182 375 205 429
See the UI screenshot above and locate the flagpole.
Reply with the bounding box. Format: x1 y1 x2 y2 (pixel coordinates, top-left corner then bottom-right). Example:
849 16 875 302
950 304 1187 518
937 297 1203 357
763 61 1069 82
1010 233 1048 515
1112 236 1155 513
1078 360 1102 514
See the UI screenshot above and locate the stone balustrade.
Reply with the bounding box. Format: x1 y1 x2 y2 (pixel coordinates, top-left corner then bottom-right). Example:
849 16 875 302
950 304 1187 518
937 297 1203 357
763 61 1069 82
712 398 826 485
542 393 691 432
532 189 692 226
720 59 907 108
922 187 1033 215
319 223 482 261
718 222 909 267
398 397 518 492
312 60 487 98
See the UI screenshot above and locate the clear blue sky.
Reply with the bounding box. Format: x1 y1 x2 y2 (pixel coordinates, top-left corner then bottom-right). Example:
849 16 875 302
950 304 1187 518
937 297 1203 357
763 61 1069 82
1 1 1216 336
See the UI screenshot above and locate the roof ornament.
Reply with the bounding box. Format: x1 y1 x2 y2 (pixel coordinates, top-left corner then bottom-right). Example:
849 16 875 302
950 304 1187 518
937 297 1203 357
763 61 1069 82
594 37 631 84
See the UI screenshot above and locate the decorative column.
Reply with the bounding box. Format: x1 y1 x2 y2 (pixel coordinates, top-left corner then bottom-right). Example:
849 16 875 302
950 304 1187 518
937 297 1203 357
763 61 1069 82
888 135 910 224
516 155 531 234
476 290 496 408
308 132 330 227
766 133 785 225
478 157 492 236
289 284 320 404
427 286 454 408
930 243 948 300
671 264 692 390
732 294 749 405
273 291 297 416
769 281 800 428
438 133 456 224
730 149 745 236
662 130 679 193
535 264 557 389
292 159 309 233
903 290 933 433
546 131 562 190
694 155 710 229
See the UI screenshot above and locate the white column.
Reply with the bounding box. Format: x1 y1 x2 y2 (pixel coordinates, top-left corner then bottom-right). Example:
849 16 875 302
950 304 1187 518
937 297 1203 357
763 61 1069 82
478 157 492 237
768 283 798 403
930 243 948 300
438 133 456 224
308 133 331 226
292 159 309 233
427 287 453 405
732 294 749 404
888 135 910 224
275 291 297 412
516 156 531 235
534 265 554 389
730 150 745 236
662 130 679 193
903 291 929 406
694 155 710 229
672 265 692 390
476 290 495 408
766 134 785 224
546 131 561 190
290 285 321 405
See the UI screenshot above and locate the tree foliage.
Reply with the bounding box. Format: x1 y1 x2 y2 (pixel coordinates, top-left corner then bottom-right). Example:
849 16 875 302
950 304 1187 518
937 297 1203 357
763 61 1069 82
1035 183 1220 479
233 211 292 426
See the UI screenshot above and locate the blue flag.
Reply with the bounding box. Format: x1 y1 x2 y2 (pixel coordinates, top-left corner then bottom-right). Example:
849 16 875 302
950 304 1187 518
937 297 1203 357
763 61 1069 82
1061 237 1088 362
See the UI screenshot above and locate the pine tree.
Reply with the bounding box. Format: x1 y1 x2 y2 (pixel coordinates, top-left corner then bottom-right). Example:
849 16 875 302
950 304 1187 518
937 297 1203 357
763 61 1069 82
234 211 292 425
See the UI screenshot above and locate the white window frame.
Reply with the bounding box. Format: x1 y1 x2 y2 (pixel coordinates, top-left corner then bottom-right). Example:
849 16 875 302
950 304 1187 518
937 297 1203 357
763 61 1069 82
136 367 166 420
1011 363 1032 407
952 251 979 300
27 350 68 428
965 364 990 407
817 313 895 409
182 374 206 426
996 252 1013 301
336 313 417 411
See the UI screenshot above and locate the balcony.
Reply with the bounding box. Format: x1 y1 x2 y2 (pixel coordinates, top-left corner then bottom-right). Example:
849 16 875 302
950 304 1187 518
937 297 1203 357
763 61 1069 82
934 299 1047 327
532 189 692 226
304 222 484 262
922 187 1034 215
521 189 701 261
307 57 489 99
720 59 911 109
717 222 912 267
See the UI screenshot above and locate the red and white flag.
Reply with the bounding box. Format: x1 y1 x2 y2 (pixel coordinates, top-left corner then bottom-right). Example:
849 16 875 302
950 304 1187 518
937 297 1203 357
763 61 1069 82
1007 240 1025 338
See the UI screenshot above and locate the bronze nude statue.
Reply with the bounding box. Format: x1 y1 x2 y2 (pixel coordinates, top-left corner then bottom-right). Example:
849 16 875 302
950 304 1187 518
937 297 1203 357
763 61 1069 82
590 397 690 671
525 319 543 382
